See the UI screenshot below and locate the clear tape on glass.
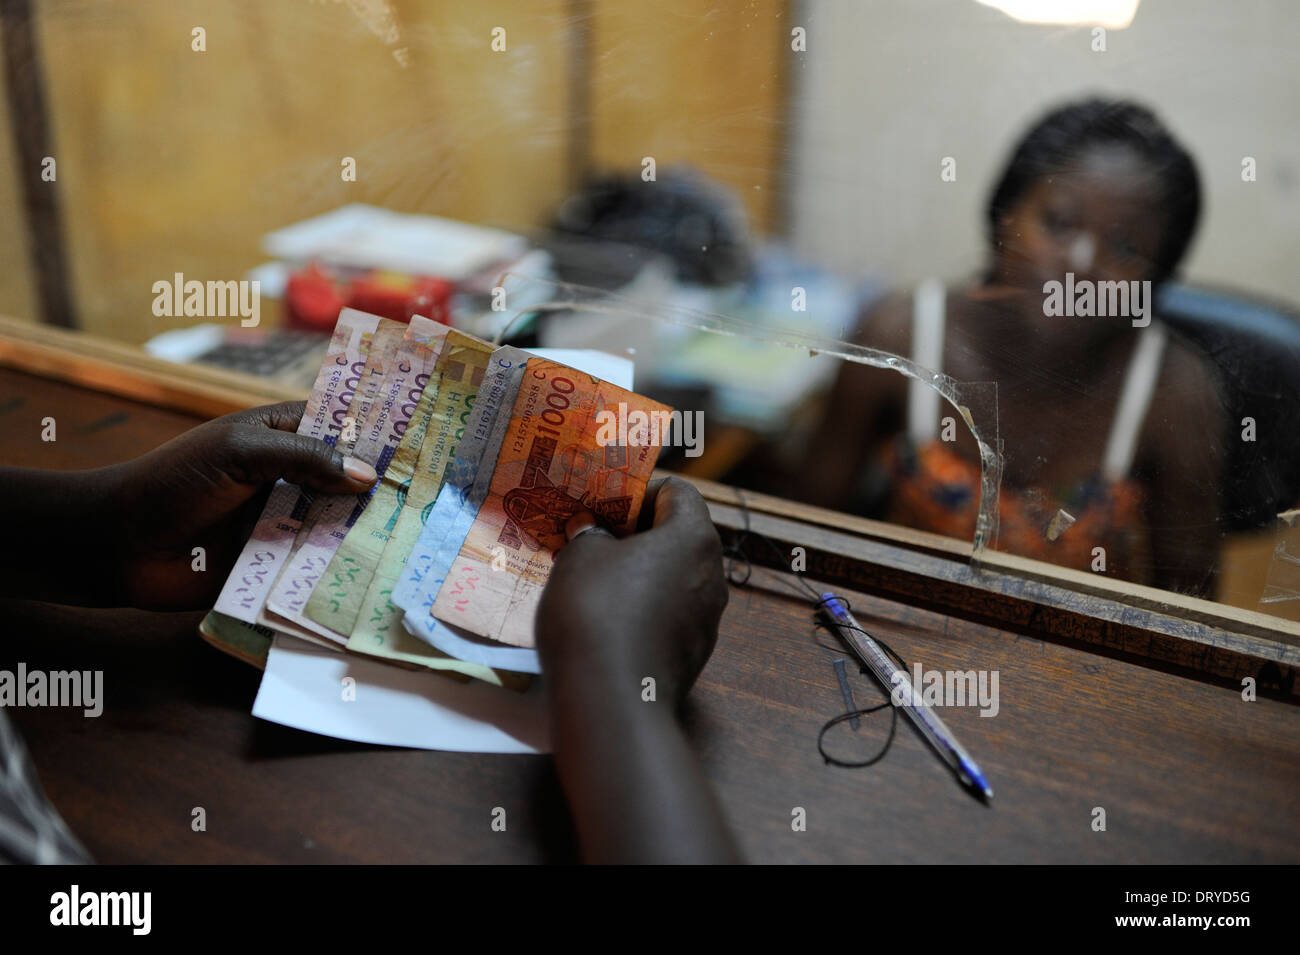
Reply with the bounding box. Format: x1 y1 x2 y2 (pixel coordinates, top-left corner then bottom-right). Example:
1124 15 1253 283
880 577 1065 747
1261 508 1300 608
492 273 1004 557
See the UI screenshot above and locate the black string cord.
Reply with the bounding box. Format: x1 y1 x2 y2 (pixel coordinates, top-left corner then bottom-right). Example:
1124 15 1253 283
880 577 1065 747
721 488 911 768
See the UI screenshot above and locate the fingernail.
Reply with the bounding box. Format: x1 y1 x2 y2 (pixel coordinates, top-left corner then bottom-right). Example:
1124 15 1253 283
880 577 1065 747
565 512 597 542
342 456 377 483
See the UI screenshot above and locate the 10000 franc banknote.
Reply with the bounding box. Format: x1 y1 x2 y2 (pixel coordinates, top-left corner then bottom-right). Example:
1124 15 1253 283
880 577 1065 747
255 315 411 644
429 358 673 648
213 308 380 624
300 347 447 637
259 315 408 630
307 329 494 638
262 316 445 642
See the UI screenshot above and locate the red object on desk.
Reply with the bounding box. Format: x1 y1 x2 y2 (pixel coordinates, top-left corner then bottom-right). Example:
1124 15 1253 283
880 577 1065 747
285 263 452 331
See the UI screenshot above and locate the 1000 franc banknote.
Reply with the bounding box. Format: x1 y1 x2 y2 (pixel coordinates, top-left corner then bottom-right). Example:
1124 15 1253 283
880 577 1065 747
429 358 673 648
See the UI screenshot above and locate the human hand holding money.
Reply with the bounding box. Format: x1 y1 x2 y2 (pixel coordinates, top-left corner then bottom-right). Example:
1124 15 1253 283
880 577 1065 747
421 358 672 648
104 400 379 610
207 308 680 686
535 477 729 706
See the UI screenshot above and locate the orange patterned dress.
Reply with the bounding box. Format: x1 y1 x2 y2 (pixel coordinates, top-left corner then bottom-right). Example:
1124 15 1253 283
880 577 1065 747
882 437 1152 581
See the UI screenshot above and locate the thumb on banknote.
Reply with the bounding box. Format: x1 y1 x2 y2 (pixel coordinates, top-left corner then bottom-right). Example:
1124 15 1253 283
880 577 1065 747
564 510 616 542
213 428 378 493
207 401 378 493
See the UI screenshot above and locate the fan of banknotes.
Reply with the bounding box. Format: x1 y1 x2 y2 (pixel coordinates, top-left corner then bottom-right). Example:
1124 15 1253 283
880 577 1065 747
201 307 672 688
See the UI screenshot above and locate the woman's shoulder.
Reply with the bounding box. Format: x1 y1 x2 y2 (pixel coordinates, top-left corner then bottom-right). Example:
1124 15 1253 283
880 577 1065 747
1138 318 1228 467
1156 319 1226 407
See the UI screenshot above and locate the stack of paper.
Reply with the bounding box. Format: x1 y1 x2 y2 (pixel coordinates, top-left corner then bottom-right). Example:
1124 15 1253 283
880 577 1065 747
261 204 528 282
201 308 667 752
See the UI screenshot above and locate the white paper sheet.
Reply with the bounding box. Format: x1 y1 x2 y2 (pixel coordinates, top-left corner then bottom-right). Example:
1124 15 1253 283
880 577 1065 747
527 347 634 390
262 204 528 281
253 634 550 753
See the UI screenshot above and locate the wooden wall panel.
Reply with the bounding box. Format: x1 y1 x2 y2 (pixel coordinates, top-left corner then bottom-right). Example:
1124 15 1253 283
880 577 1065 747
1 1 790 343
0 17 41 327
31 0 573 343
588 0 787 234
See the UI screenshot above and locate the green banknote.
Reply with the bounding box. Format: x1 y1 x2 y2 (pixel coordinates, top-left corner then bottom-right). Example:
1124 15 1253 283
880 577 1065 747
345 330 496 661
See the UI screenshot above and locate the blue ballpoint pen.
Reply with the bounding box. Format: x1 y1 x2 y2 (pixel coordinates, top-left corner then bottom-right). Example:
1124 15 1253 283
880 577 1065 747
820 593 994 802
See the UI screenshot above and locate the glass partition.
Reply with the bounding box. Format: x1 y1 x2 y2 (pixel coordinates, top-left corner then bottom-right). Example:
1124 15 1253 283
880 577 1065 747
1 0 1297 619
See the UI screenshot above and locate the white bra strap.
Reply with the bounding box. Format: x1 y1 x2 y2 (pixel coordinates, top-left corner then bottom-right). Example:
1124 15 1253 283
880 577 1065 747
907 278 946 445
1101 323 1168 482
